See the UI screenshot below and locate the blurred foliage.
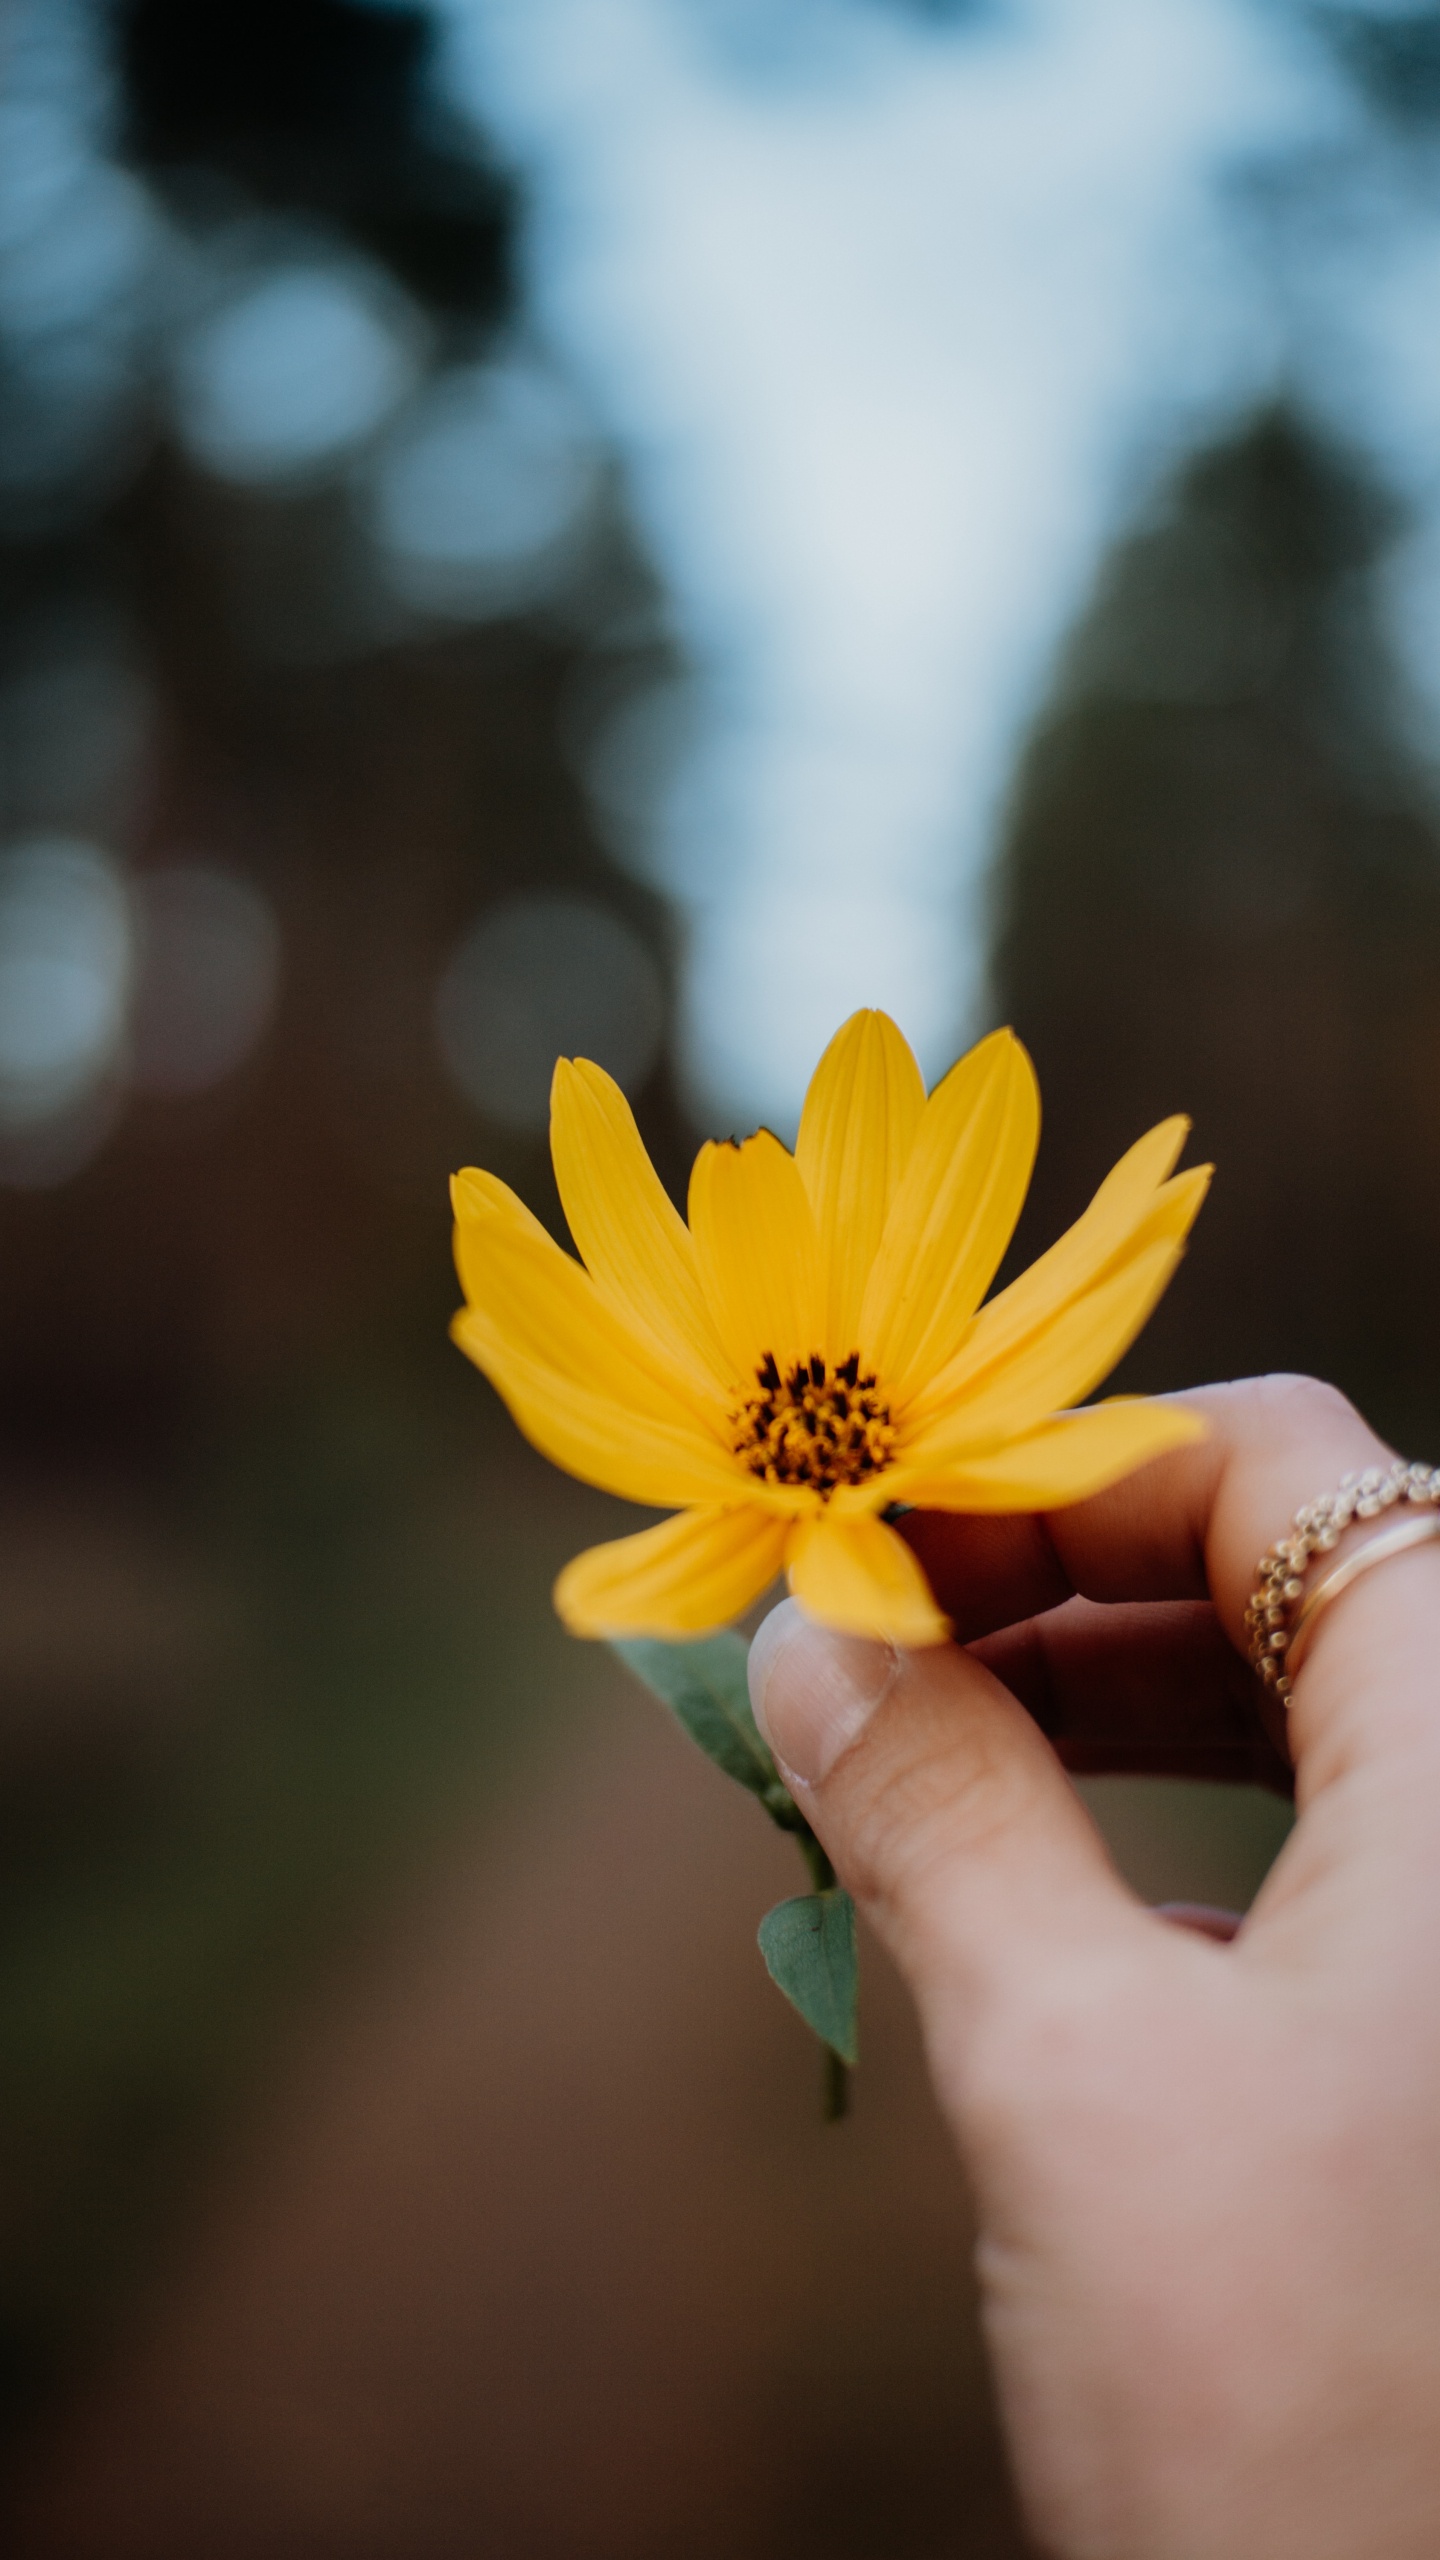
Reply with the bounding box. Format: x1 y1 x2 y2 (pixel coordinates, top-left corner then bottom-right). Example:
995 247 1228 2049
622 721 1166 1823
116 0 515 319
0 1365 597 2435
0 0 687 2458
993 411 1440 1451
1323 6 1440 128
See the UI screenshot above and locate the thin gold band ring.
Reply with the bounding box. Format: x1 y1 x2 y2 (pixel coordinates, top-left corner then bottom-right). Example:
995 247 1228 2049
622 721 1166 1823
1286 1511 1440 1679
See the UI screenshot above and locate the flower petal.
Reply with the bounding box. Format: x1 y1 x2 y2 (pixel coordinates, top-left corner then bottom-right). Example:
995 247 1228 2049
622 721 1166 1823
451 1166 554 1299
688 1129 824 1388
453 1181 726 1432
859 1029 1039 1407
897 1236 1186 1470
554 1503 790 1638
907 1124 1207 1428
451 1195 748 1507
890 1396 1206 1512
453 1302 758 1508
787 1510 950 1647
795 1008 926 1361
549 1057 731 1394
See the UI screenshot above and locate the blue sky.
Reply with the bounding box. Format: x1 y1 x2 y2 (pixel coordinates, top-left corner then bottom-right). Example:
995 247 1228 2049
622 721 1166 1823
431 0 1440 1120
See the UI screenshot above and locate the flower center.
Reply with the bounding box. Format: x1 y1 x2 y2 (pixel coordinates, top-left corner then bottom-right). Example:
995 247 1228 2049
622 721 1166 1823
731 1351 896 1497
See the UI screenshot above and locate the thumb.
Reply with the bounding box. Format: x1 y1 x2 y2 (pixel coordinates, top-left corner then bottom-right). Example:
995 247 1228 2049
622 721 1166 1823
748 1600 1150 2022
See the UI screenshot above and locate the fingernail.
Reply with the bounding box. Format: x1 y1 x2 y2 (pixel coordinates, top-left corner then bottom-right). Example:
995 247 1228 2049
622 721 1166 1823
1155 1902 1243 1943
747 1598 900 1788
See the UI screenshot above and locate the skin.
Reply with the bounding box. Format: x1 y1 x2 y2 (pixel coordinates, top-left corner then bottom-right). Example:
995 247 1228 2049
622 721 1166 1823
746 1376 1440 2560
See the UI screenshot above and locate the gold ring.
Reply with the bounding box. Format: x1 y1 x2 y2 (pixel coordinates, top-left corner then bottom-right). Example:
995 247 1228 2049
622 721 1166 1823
1286 1513 1440 1677
1246 1459 1440 1706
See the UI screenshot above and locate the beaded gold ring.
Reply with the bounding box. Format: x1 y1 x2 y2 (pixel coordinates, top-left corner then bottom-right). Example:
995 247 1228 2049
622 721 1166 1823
1245 1460 1440 1707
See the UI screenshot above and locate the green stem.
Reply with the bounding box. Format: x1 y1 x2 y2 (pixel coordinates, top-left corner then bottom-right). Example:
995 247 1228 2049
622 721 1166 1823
797 1829 848 2120
799 1830 836 1893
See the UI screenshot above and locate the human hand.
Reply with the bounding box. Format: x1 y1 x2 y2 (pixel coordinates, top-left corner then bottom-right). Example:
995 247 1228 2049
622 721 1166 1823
747 1376 1440 2560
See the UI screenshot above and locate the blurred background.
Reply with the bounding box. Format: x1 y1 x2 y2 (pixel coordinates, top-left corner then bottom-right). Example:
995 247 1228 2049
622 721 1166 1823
0 0 1436 2549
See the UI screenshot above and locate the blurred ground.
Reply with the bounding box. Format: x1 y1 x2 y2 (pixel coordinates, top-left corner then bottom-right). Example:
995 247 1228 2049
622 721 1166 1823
0 1629 1286 2560
3 1665 1020 2559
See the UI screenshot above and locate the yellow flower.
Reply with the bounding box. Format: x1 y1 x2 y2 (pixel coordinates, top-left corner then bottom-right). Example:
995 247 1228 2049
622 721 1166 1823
450 1010 1208 1648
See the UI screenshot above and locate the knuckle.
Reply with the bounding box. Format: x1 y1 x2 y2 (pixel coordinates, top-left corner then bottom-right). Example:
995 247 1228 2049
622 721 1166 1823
1244 1372 1364 1442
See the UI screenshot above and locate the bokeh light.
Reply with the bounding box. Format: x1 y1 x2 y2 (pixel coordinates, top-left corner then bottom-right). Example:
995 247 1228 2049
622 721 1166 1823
0 0 160 521
129 864 281 1096
573 672 703 887
0 836 130 1134
435 891 665 1129
0 841 281 1178
367 347 601 617
172 255 423 485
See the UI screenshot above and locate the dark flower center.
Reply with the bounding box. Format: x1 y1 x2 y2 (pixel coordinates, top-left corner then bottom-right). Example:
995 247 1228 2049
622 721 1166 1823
731 1351 895 1496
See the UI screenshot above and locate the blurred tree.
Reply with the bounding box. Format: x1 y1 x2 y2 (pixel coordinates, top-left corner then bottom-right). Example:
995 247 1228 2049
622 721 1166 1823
991 411 1440 1447
1323 6 1440 129
115 0 514 319
0 0 688 2472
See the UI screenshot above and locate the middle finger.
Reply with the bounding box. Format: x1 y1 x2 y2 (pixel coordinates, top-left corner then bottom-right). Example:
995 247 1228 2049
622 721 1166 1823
971 1596 1293 1792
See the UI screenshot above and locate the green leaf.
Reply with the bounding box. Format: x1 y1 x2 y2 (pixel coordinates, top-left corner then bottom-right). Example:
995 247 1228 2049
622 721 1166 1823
757 1889 858 2065
612 1634 799 1826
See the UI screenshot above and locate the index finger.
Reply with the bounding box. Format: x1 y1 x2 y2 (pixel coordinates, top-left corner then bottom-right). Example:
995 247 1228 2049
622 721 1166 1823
901 1374 1440 1780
